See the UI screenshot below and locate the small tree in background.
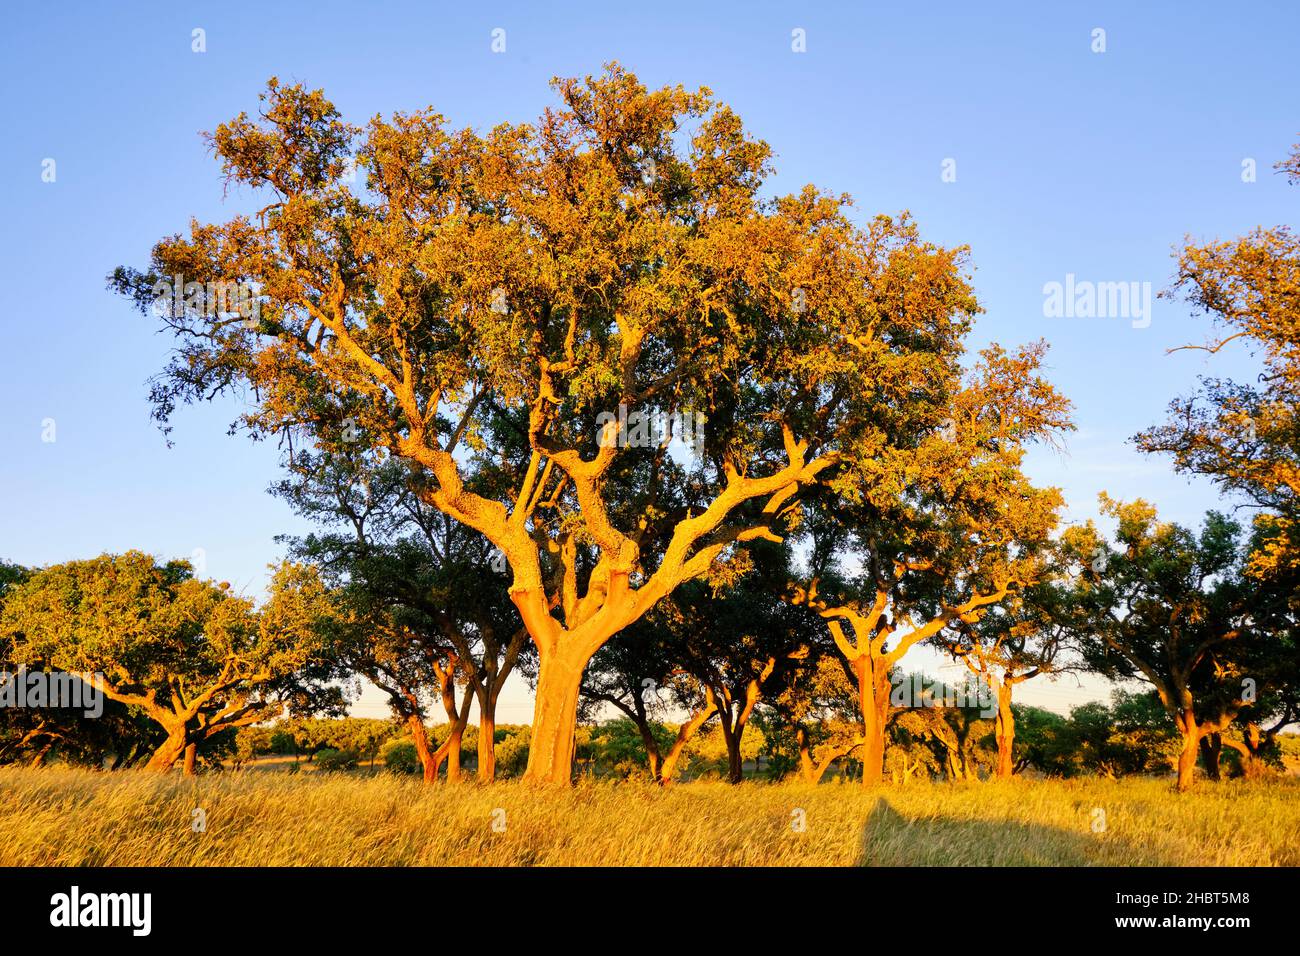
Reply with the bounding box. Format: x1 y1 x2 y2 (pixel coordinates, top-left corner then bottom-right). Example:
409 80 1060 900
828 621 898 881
0 553 337 773
938 575 1078 779
762 652 863 785
276 448 525 781
794 343 1069 786
1061 496 1262 791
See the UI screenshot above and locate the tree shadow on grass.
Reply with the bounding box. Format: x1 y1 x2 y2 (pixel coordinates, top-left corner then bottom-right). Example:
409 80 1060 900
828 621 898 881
856 798 1172 866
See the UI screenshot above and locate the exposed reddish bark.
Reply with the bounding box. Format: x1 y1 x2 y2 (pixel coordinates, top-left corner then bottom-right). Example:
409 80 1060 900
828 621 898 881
797 726 862 784
994 687 1015 780
28 741 55 767
796 576 1014 789
857 657 891 787
713 666 774 784
524 649 589 785
407 713 438 784
144 728 189 773
1176 711 1201 793
477 703 497 782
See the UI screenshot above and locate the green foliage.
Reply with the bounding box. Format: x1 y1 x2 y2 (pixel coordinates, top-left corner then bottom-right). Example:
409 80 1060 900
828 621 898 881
681 724 765 780
0 561 31 601
285 717 397 760
1010 705 1076 775
113 67 1054 787
1138 142 1300 587
1011 691 1178 778
0 552 340 771
1278 734 1300 760
271 449 526 768
0 561 166 768
232 725 277 769
584 718 674 780
494 730 530 778
314 748 360 772
886 682 995 783
1058 495 1277 787
381 740 420 774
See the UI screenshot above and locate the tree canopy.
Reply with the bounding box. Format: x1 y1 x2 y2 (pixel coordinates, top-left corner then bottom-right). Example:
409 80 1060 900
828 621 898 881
0 552 336 772
109 63 1051 784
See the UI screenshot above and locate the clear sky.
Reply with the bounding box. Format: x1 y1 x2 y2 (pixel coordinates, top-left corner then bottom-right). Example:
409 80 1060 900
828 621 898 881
2 1 1296 722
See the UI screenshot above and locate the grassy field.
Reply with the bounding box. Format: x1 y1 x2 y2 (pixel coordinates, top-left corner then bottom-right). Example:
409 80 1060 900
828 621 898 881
0 767 1296 866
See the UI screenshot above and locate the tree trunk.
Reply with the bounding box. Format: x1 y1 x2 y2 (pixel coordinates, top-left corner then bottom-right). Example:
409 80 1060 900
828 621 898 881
182 742 198 777
435 676 474 784
1246 721 1266 759
445 723 464 783
1240 722 1269 777
659 696 716 785
406 713 437 784
633 715 663 782
144 727 188 773
28 741 55 767
476 691 498 783
994 688 1015 780
720 716 744 784
797 727 815 783
798 727 857 785
946 749 963 781
1175 713 1200 792
902 755 920 784
1199 732 1222 781
857 658 890 787
523 648 589 786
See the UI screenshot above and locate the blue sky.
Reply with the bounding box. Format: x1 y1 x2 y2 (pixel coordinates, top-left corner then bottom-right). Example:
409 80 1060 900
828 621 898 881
2 1 1296 720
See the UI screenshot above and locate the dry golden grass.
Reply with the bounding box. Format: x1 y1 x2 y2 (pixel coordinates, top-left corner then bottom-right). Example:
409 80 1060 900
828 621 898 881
0 767 1295 866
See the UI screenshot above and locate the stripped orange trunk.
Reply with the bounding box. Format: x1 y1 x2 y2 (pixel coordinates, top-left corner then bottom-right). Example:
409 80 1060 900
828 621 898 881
659 697 716 784
523 649 589 785
994 689 1015 780
144 726 188 773
477 708 497 782
857 657 890 787
444 723 465 783
1175 711 1200 792
407 713 438 784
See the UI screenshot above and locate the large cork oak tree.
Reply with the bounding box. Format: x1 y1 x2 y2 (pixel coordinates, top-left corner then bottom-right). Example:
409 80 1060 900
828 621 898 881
113 65 992 784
